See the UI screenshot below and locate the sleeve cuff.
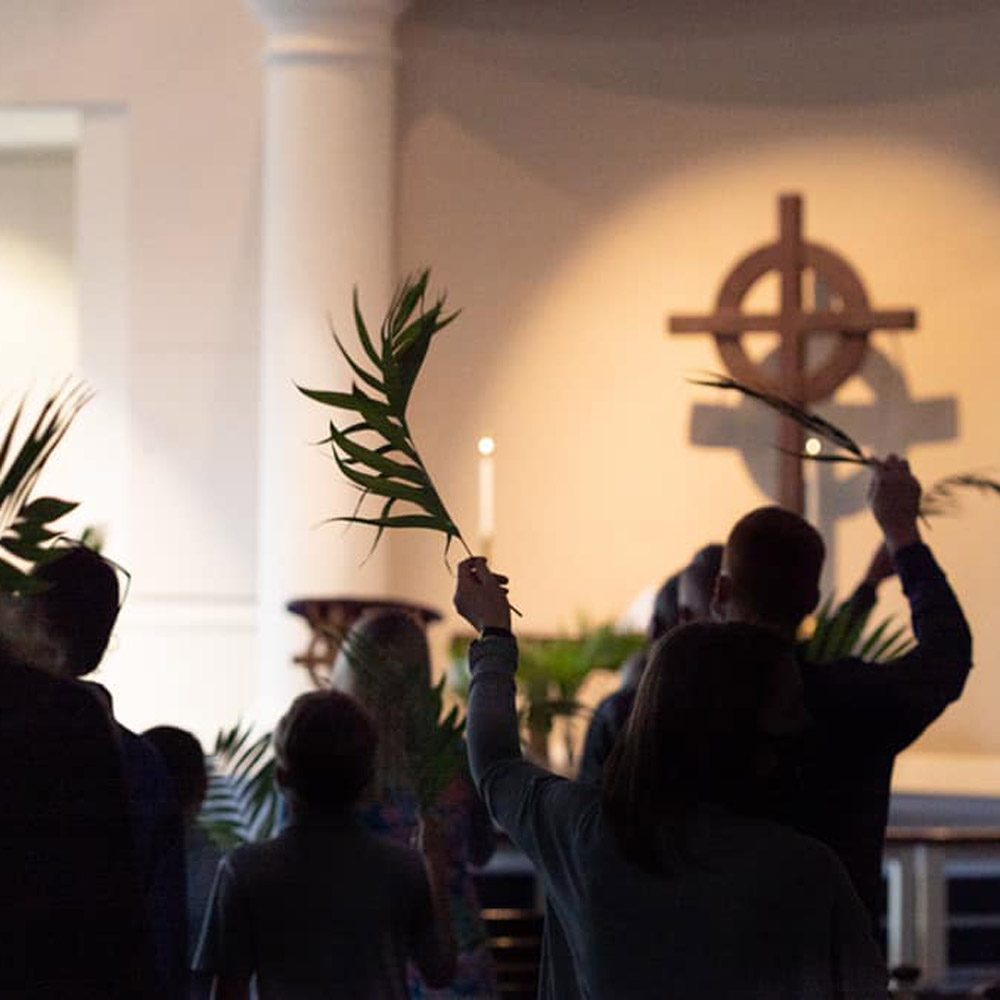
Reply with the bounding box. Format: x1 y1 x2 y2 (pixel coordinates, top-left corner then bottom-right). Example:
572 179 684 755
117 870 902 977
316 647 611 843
469 632 518 674
481 626 513 639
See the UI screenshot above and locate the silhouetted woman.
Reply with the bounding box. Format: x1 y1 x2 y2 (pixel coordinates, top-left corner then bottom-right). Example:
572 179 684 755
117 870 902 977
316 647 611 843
456 557 886 1000
333 610 498 1000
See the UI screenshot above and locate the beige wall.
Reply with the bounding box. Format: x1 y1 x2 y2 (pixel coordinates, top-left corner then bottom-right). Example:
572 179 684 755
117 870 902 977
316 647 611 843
392 1 1000 785
0 0 998 787
0 150 76 384
0 1 264 742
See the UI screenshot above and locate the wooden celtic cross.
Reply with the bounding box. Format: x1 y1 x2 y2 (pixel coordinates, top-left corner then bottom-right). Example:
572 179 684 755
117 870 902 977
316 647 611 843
669 194 917 514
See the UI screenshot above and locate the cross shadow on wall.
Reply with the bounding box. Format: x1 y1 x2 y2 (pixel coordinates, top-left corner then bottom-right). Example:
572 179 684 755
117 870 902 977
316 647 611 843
690 343 958 593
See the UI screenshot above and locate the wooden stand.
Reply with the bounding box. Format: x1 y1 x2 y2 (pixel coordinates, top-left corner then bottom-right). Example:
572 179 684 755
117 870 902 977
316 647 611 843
287 596 442 688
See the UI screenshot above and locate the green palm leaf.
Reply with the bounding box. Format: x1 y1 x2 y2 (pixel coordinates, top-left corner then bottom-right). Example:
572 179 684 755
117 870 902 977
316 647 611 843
690 375 1000 527
0 383 90 592
448 625 644 742
802 600 914 664
804 595 836 662
200 721 280 849
920 472 1000 519
299 271 468 565
690 373 870 462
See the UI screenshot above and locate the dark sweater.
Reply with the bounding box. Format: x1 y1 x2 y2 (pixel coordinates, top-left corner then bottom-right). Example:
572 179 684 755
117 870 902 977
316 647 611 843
580 543 970 930
795 543 972 927
0 661 156 998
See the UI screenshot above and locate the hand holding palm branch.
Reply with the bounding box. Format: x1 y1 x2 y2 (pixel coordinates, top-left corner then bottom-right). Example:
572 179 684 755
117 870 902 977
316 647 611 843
299 270 520 612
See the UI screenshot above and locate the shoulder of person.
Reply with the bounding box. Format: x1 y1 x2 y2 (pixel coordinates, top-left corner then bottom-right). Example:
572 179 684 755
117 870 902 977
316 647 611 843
590 686 632 721
797 648 879 693
764 822 856 883
215 836 296 893
9 663 116 737
549 775 604 829
120 724 178 794
360 833 436 901
1 657 78 708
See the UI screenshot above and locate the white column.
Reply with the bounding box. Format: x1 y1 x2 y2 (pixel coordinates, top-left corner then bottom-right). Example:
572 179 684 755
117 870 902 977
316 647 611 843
247 0 409 724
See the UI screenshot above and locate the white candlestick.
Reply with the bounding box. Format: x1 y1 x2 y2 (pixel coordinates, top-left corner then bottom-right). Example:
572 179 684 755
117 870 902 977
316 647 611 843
477 436 495 557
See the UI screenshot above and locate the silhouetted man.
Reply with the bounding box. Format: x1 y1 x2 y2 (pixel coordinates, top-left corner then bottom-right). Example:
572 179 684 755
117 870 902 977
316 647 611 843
714 456 972 930
0 546 188 997
0 550 157 997
29 545 189 998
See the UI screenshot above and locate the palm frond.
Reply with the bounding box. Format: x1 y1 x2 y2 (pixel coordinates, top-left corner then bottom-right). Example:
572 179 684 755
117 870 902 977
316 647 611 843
777 449 871 467
299 270 468 566
801 599 914 664
921 472 1000 519
689 373 871 462
449 625 644 739
0 383 90 593
520 627 645 699
200 721 280 850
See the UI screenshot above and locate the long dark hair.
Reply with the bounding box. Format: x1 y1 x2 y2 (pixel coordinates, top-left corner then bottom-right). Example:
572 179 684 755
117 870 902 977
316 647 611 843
602 622 802 872
332 610 433 793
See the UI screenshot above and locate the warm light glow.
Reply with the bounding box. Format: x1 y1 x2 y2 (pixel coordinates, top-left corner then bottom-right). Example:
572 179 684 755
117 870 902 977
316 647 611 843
805 437 822 456
477 436 496 457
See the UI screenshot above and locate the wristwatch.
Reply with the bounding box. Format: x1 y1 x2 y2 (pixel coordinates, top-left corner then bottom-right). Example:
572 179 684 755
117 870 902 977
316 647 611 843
480 625 513 640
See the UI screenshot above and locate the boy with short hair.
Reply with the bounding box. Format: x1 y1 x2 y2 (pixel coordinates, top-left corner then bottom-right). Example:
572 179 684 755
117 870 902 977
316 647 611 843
195 690 456 1000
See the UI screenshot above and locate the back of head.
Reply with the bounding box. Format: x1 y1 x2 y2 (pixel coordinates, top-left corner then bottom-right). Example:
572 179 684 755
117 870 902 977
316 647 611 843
678 543 724 624
273 689 378 813
647 573 681 643
143 725 208 819
334 610 431 704
34 545 121 677
603 621 802 870
721 507 824 632
689 543 723 583
331 611 434 792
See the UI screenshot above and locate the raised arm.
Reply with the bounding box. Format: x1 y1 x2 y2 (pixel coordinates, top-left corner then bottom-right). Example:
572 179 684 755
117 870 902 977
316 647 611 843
453 558 521 789
810 456 973 749
455 559 593 861
871 458 971 739
836 542 895 627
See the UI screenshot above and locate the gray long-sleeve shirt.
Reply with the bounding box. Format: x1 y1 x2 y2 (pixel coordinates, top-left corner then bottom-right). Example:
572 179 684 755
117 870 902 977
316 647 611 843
467 633 888 999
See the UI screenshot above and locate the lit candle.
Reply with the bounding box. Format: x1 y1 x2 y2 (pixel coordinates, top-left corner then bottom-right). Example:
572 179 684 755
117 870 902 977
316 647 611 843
805 436 822 527
477 436 495 559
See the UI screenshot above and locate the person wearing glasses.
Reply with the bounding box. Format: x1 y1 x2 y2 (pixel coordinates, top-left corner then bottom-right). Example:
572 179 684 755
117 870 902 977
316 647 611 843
3 543 188 999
